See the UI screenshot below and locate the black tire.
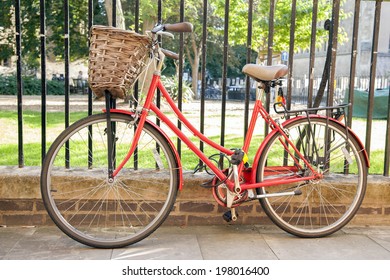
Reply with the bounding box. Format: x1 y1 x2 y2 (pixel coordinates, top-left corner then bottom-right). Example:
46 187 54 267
41 113 179 248
256 117 367 237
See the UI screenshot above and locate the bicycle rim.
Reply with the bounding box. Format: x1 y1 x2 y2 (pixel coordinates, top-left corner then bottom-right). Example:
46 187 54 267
256 118 367 237
41 113 178 248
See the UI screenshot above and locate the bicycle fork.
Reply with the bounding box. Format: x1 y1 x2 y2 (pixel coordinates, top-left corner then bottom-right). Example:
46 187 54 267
104 91 115 181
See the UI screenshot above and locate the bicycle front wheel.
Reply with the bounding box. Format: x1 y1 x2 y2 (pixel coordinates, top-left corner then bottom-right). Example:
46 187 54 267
256 117 367 237
41 113 179 248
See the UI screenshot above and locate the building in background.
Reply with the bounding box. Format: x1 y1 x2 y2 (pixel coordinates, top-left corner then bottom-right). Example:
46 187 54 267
292 0 389 97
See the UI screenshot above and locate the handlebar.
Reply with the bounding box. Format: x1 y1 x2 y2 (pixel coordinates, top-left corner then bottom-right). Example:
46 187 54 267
151 22 193 34
150 22 193 61
161 48 180 60
164 22 193 33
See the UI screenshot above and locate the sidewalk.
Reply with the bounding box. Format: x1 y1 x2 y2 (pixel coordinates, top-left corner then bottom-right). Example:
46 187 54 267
1 224 390 260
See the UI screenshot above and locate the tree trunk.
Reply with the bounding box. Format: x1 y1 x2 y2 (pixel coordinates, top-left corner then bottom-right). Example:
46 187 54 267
191 57 200 99
105 0 125 29
186 33 201 99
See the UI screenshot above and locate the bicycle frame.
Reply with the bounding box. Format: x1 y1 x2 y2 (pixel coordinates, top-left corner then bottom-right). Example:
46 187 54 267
110 67 322 193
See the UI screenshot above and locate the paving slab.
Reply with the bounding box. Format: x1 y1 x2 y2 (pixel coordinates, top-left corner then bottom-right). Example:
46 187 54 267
196 226 278 260
112 233 203 260
0 225 390 260
1 227 112 260
262 232 390 260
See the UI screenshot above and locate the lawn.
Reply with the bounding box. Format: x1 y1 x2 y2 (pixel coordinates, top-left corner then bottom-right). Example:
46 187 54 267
0 110 387 174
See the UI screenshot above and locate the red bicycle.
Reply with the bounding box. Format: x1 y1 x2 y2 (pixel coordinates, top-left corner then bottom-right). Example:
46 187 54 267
41 22 369 248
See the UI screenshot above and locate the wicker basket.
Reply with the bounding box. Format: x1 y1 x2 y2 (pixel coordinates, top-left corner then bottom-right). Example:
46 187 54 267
88 25 152 99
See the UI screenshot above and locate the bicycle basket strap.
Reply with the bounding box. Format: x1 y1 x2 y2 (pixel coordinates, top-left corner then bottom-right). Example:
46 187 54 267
88 25 152 99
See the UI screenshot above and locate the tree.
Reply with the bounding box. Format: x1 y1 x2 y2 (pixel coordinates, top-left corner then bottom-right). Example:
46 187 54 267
0 2 15 63
104 0 125 29
46 0 90 61
121 0 208 96
0 1 105 72
214 0 348 62
132 0 348 96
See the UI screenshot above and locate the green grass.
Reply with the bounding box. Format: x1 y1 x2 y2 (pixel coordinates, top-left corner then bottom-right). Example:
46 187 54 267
0 109 261 169
174 134 263 171
0 143 44 166
0 110 97 165
0 110 387 174
0 110 93 128
0 135 259 169
3 134 385 174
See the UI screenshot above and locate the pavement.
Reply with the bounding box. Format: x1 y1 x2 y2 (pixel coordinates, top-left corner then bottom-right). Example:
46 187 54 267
1 224 390 260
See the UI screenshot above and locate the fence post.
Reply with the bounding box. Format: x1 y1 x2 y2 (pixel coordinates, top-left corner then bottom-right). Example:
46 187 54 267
327 0 340 110
40 0 47 164
15 0 24 168
384 86 390 177
307 0 318 108
264 0 275 136
199 0 208 163
87 0 94 169
347 0 361 129
244 0 253 136
286 0 297 112
365 0 382 157
177 0 185 157
220 0 230 149
64 0 70 168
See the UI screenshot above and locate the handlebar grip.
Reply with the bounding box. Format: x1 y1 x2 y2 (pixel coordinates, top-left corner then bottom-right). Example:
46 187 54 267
164 22 193 33
161 48 179 60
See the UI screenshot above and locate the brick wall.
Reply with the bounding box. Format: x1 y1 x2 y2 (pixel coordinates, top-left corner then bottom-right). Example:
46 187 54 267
1 166 390 227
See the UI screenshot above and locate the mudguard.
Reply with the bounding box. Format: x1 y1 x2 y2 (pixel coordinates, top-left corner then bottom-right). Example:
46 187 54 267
251 115 370 184
109 109 184 190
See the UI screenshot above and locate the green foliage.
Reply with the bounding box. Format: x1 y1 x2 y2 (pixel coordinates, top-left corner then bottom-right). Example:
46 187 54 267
93 1 108 26
0 75 65 95
1 0 107 70
46 0 89 60
0 76 16 95
160 75 194 102
214 0 349 56
3 0 350 90
0 2 15 61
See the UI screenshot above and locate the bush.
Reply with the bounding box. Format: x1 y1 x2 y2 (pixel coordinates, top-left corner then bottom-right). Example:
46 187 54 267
0 75 16 95
160 75 194 102
0 75 65 95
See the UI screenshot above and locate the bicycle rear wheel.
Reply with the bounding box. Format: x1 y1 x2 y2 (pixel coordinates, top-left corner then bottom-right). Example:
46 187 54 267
256 117 367 237
41 113 179 248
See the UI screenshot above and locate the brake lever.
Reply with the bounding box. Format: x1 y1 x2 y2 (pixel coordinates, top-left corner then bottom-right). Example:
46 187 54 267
156 31 174 39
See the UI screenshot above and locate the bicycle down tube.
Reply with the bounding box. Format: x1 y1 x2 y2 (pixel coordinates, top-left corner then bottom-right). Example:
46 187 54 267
112 72 320 192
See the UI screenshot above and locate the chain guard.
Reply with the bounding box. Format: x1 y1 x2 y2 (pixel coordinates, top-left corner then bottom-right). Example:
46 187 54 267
211 169 248 207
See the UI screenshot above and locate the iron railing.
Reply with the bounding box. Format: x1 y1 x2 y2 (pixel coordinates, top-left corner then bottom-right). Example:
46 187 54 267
9 0 390 176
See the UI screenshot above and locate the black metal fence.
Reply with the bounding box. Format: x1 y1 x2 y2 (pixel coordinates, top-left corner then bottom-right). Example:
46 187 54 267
8 0 390 176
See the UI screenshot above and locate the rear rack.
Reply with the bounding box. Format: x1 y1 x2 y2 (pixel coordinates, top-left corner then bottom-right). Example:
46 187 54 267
274 102 350 120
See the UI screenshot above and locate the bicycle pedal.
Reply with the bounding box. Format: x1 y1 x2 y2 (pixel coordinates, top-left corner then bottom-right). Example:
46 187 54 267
222 210 239 222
